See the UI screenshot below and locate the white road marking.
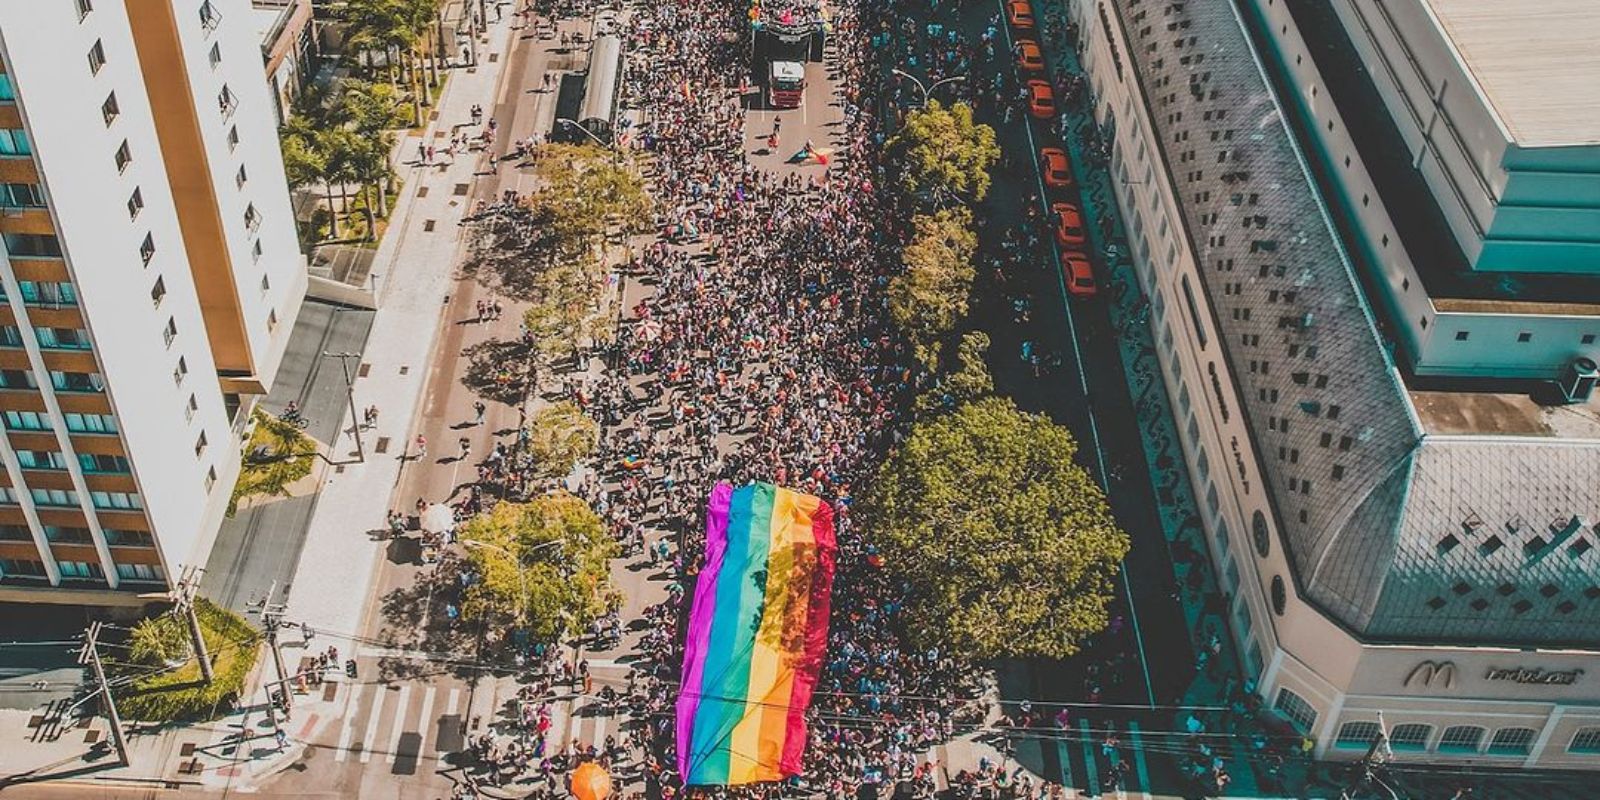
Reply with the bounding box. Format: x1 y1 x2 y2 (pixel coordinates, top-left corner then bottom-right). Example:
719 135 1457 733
446 687 461 716
359 685 387 763
1127 721 1153 800
416 685 438 755
386 684 413 764
334 682 366 762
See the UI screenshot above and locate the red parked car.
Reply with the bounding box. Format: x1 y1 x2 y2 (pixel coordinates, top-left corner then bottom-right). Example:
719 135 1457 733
1052 202 1087 247
1039 147 1074 188
1026 80 1056 119
1061 252 1098 297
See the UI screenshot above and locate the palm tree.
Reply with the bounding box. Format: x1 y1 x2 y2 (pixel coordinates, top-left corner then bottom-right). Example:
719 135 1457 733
279 120 329 243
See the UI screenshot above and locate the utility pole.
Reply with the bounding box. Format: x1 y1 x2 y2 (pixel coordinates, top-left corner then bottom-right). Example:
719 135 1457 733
247 581 292 713
322 351 365 462
79 621 130 767
174 566 213 684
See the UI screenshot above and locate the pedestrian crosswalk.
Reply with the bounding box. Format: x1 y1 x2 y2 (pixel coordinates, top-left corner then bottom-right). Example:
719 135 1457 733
324 675 628 768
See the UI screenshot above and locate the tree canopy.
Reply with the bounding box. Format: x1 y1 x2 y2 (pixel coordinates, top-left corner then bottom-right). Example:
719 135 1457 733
888 100 1001 203
865 397 1130 661
523 402 598 480
888 207 978 369
916 330 994 415
459 494 619 640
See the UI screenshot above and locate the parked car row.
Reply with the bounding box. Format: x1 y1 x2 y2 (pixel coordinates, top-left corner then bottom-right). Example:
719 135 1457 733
1008 0 1098 298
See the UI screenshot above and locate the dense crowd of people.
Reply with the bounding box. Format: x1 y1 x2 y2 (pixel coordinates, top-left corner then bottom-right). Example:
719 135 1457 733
569 0 1009 797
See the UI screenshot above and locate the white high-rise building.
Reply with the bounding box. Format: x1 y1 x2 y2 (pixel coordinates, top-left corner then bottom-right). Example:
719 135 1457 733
0 0 306 604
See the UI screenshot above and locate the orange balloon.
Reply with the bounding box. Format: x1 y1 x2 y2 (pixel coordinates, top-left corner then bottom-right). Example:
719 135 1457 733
571 761 612 800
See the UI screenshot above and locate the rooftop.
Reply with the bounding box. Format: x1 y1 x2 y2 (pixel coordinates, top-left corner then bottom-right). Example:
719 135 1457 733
1422 0 1600 147
1284 0 1600 310
1111 0 1600 648
1408 382 1600 439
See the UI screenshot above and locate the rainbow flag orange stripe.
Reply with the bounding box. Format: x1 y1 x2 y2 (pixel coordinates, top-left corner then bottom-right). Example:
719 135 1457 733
676 482 837 785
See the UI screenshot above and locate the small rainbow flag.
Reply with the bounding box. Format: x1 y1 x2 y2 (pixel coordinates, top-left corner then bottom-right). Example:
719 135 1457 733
676 482 837 785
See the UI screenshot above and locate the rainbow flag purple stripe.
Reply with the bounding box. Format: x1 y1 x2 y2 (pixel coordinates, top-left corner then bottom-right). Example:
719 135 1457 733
676 482 837 785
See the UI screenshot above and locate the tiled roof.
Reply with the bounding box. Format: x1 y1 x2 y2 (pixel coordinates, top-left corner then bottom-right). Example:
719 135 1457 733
1108 0 1600 646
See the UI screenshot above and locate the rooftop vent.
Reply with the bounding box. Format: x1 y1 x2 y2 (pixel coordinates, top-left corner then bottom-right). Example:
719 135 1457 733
1556 357 1597 405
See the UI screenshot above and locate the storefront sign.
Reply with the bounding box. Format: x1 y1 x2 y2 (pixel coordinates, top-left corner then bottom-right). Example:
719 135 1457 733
1229 436 1250 495
1404 660 1456 689
1484 667 1585 686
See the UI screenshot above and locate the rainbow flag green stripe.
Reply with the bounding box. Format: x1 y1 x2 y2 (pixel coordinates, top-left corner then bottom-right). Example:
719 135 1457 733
676 482 837 785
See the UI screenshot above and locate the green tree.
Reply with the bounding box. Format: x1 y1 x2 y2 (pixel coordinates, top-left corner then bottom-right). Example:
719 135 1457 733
864 397 1130 661
916 330 994 415
523 402 598 480
230 409 316 515
129 613 192 667
525 143 650 267
459 494 620 638
888 207 978 369
888 100 1001 203
280 120 329 243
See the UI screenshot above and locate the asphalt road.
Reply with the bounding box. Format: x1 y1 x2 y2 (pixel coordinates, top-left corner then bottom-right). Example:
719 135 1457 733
200 302 376 616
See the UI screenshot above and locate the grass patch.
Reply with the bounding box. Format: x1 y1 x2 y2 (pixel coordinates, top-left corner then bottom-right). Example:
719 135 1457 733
229 408 317 516
113 599 261 723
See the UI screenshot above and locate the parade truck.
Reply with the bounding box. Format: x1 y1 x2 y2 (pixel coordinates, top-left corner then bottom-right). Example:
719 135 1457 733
749 1 829 109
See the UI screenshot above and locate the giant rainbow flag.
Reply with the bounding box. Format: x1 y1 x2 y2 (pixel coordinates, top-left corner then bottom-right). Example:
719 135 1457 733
676 482 837 785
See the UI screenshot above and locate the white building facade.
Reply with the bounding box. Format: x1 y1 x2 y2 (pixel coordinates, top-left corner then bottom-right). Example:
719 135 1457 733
0 0 305 605
1072 0 1600 771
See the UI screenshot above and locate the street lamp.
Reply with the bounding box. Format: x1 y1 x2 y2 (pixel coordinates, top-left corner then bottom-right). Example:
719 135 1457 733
556 117 613 150
891 69 967 108
322 351 365 462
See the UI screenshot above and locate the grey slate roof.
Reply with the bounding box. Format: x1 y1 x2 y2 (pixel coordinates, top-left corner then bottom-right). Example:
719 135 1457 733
1106 0 1600 646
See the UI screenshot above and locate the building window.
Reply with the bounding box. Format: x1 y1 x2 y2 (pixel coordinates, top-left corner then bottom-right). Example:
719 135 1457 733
104 529 153 547
267 308 278 331
226 126 239 150
76 0 93 19
0 128 32 156
1517 331 1532 343
50 370 104 393
0 369 36 389
140 232 156 264
1454 331 1469 341
36 327 91 350
1390 724 1432 752
0 183 43 208
1569 728 1600 754
162 316 177 347
185 393 198 422
235 164 247 188
199 0 221 31
87 40 106 75
1336 721 1382 749
116 562 164 582
89 491 141 510
127 187 143 220
0 558 47 578
5 234 62 258
204 466 217 492
1584 334 1596 345
63 412 116 433
150 275 165 307
217 85 237 118
1488 728 1536 756
252 239 264 263
244 203 260 231
173 356 187 386
101 92 119 126
0 75 13 102
1438 725 1485 754
208 42 222 69
1273 688 1317 733
260 273 270 292
79 453 129 473
114 140 131 172
1252 510 1271 558
1271 575 1287 615
3 410 51 431
194 431 207 458
58 560 102 579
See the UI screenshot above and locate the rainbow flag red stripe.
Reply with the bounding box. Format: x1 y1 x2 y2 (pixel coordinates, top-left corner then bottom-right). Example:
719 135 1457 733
676 482 837 785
